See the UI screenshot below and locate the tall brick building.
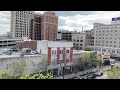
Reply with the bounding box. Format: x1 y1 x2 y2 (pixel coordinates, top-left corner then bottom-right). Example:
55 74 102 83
32 14 42 40
32 11 58 41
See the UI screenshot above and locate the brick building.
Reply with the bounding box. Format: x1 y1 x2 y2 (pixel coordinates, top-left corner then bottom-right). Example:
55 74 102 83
32 14 42 40
16 40 37 50
31 11 58 41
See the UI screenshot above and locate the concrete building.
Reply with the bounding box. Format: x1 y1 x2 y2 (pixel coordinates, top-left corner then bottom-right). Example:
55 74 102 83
0 52 47 76
72 31 86 50
17 40 73 64
85 29 94 46
0 38 23 49
88 17 120 59
57 30 94 50
10 11 34 40
57 30 75 41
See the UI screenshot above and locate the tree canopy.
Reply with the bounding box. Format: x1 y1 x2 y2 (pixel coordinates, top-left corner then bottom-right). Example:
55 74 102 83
107 67 120 79
84 48 92 51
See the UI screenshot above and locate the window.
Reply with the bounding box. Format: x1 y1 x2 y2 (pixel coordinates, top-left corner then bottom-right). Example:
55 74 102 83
80 44 82 46
66 50 69 53
106 41 108 43
52 50 56 55
117 50 120 53
60 50 63 54
110 41 112 43
80 40 83 42
110 45 112 47
112 50 115 53
114 45 116 47
108 50 110 52
114 41 116 43
77 40 79 42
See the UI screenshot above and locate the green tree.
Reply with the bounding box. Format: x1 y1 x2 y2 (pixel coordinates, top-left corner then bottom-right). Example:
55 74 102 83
12 60 26 76
107 67 120 79
84 48 92 51
81 53 90 74
19 72 52 79
37 57 49 75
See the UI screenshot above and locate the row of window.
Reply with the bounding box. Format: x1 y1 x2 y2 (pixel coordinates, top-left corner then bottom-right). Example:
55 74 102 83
52 50 70 55
96 37 118 39
73 40 83 42
94 48 120 53
96 41 117 43
96 30 118 32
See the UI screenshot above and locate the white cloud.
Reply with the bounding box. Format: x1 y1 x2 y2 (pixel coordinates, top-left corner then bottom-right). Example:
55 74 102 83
0 11 120 35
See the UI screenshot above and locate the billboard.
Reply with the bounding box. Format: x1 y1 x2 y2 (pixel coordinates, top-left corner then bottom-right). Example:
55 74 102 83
112 17 120 21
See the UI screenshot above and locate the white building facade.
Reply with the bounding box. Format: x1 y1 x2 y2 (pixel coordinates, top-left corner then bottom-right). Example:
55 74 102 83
36 40 73 66
10 11 34 40
88 17 120 58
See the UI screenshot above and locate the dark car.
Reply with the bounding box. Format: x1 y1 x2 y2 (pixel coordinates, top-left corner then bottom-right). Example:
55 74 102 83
87 73 97 79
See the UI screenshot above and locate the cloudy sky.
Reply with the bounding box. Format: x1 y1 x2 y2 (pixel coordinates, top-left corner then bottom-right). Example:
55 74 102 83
1 11 120 35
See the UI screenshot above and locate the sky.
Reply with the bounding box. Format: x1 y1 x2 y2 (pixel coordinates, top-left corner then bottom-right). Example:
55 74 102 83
1 11 120 35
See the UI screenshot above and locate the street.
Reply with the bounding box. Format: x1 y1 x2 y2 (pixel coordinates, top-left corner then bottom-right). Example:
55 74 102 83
53 61 120 79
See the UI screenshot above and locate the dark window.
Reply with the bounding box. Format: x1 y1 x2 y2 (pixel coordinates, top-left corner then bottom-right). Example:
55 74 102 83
60 50 63 54
66 50 69 53
52 50 56 55
80 40 83 42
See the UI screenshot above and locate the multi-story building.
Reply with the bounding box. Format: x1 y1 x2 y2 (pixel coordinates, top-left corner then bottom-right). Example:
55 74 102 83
16 40 37 51
10 11 34 40
57 30 75 41
88 17 120 59
31 11 58 41
32 14 42 40
85 29 94 46
0 38 23 49
41 11 58 40
72 31 86 50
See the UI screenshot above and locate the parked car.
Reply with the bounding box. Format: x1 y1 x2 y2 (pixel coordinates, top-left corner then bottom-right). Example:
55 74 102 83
97 72 103 76
87 73 97 79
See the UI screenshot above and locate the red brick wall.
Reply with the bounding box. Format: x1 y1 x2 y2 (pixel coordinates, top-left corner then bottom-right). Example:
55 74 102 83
41 14 58 40
48 47 51 65
32 14 42 40
16 41 37 51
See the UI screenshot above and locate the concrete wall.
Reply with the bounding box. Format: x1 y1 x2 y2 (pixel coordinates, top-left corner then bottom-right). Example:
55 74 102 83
0 55 47 76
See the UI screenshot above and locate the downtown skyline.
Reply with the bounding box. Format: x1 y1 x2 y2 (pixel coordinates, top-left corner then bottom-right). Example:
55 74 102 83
1 11 120 35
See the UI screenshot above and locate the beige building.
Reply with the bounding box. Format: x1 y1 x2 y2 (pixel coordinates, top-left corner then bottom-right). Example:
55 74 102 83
72 31 86 50
88 17 120 58
10 11 34 40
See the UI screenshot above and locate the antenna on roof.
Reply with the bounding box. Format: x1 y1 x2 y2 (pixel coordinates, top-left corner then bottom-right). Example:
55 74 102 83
82 26 83 32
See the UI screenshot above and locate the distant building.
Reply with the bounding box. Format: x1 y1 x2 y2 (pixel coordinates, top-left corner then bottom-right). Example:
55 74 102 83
32 14 42 40
31 11 58 41
0 38 23 49
72 31 86 50
16 40 37 51
57 30 75 41
16 40 73 65
10 11 34 40
88 17 120 59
